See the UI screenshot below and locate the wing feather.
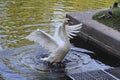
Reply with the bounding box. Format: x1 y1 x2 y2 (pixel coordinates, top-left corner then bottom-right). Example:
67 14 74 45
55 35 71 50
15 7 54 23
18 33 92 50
66 23 82 39
25 30 58 52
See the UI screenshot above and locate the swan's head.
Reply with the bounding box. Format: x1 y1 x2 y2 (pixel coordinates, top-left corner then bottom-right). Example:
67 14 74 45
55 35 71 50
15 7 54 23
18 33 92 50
64 18 73 25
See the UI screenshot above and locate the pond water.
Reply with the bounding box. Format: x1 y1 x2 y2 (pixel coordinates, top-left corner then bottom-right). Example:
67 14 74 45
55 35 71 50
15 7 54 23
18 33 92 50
0 0 118 80
0 44 111 80
0 0 117 49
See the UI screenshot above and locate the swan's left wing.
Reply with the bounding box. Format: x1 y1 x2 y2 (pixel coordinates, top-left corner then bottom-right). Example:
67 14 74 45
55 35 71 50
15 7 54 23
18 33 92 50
66 23 82 39
25 30 58 52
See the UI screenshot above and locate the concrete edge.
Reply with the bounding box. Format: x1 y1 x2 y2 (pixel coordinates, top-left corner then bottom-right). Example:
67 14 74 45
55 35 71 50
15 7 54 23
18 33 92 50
66 9 120 58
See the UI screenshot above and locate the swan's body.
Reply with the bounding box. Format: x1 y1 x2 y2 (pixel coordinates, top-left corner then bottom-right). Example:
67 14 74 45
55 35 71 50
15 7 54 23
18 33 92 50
26 20 82 63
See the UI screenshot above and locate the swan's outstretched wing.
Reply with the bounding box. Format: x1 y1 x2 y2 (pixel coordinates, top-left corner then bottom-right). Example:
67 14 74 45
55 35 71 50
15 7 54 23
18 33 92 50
25 30 58 52
66 23 82 39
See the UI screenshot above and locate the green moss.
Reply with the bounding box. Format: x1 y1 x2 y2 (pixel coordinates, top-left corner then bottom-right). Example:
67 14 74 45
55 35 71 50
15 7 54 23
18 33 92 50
93 8 120 31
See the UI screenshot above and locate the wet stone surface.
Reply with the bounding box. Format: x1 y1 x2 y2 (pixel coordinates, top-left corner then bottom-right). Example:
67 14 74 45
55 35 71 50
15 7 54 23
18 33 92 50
0 44 111 80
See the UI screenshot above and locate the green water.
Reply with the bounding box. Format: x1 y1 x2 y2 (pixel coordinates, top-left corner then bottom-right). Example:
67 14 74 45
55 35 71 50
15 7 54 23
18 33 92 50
0 0 117 49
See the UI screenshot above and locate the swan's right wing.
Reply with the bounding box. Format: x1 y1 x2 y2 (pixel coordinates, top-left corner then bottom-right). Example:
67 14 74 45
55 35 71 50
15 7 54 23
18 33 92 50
25 30 58 52
66 23 82 39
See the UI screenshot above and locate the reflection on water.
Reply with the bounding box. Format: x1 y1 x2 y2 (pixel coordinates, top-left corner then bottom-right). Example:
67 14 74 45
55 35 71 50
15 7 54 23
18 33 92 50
0 0 117 49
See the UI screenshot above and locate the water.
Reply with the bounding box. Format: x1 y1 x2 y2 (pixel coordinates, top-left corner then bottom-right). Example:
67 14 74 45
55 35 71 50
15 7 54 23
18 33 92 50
0 0 117 49
0 44 111 80
0 0 118 80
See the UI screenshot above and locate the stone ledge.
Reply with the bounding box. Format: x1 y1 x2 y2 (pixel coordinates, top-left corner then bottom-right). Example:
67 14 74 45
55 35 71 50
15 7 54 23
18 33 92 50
66 9 120 58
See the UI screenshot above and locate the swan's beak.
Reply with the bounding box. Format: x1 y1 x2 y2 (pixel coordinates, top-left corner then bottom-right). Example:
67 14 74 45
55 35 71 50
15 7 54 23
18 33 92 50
68 19 73 25
66 18 73 25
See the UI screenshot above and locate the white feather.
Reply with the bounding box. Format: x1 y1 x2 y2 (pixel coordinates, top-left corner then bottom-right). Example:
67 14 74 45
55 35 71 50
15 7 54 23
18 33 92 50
66 23 82 39
26 30 58 52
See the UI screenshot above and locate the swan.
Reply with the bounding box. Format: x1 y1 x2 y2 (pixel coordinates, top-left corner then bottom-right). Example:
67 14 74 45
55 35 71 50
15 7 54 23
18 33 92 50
26 19 82 63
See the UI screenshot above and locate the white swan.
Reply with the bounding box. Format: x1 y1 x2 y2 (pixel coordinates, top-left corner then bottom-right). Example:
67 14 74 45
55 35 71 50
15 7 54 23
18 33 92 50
26 19 82 63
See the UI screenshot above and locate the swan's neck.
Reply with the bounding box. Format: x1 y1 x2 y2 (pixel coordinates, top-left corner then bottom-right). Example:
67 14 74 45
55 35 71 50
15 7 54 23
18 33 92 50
57 22 68 42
